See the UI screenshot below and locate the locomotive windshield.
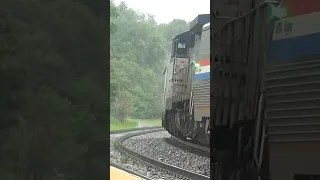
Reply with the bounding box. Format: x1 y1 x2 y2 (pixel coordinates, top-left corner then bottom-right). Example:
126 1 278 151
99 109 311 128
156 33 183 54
176 41 188 56
178 42 186 48
171 40 188 57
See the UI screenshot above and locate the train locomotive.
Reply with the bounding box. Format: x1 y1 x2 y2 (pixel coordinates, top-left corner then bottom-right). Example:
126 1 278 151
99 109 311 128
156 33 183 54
163 0 320 179
162 14 211 145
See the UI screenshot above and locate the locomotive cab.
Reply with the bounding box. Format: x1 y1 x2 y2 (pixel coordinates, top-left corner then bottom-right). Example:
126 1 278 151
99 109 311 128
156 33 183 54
162 30 195 138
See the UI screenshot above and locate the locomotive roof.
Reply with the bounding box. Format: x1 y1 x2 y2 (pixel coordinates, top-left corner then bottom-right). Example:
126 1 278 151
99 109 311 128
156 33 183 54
172 31 191 42
190 14 210 34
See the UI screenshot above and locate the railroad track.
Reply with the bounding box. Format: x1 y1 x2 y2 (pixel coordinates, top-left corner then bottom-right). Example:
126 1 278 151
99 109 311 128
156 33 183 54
111 127 162 180
110 126 162 134
114 128 210 180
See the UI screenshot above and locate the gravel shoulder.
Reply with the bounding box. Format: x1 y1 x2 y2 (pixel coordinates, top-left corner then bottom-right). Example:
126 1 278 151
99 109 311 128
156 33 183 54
110 130 181 180
122 131 210 177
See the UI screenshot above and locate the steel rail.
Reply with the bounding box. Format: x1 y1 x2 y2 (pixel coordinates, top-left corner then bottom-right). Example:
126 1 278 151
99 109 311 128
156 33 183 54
110 126 162 134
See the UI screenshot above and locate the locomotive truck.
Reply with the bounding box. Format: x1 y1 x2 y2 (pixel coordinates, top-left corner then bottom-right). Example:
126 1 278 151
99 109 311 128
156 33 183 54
162 14 211 145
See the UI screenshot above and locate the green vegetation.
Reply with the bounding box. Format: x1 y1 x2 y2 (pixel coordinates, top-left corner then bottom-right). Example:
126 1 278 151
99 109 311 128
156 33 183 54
0 0 187 179
110 117 138 131
110 117 161 131
110 1 189 122
1 0 111 179
135 119 162 126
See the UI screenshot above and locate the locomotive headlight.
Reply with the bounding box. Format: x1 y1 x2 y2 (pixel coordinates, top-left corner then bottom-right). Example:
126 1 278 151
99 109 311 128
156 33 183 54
194 62 200 69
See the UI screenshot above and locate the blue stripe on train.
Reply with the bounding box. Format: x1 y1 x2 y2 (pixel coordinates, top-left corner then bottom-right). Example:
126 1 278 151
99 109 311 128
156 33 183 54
269 32 320 63
195 72 210 81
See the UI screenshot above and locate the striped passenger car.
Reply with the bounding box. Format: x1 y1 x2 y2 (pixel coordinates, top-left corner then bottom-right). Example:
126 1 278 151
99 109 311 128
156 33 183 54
265 0 320 179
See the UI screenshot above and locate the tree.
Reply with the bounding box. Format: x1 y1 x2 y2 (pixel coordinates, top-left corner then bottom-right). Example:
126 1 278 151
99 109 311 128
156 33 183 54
0 0 108 179
111 90 135 122
110 2 189 120
0 0 192 178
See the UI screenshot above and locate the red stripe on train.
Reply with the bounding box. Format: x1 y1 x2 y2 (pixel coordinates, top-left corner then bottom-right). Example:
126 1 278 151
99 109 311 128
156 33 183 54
282 0 320 16
199 58 210 67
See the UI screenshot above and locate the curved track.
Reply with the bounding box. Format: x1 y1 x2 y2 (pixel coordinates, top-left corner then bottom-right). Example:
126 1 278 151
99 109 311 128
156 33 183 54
111 127 162 180
110 126 162 134
114 128 210 180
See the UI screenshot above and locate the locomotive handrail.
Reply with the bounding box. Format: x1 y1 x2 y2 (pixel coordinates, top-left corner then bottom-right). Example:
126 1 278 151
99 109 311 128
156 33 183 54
214 0 279 36
173 60 194 75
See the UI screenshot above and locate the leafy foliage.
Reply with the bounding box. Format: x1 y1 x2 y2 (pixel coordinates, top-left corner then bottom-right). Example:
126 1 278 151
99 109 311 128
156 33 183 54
110 2 188 120
0 0 108 179
0 0 188 179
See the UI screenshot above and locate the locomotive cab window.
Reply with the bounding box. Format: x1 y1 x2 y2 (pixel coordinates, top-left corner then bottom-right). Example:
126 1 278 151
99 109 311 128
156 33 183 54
171 41 187 57
176 42 188 56
178 42 186 48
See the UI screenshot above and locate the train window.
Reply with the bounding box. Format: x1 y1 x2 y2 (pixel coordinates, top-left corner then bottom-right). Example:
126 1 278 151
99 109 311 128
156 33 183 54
284 21 293 34
178 43 186 48
275 22 283 34
176 42 187 56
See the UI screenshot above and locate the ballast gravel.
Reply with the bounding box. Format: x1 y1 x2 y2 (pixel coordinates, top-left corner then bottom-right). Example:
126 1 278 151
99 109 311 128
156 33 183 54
110 130 181 180
122 131 210 176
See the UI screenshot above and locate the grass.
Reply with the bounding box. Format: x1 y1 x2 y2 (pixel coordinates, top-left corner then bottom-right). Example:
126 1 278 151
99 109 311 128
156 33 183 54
110 116 138 131
135 119 162 126
110 116 162 131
